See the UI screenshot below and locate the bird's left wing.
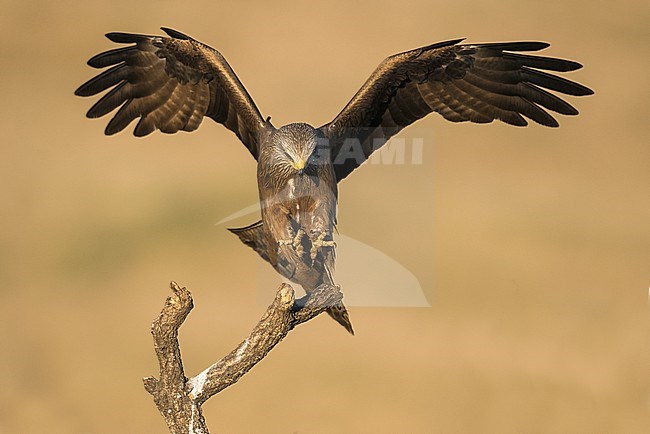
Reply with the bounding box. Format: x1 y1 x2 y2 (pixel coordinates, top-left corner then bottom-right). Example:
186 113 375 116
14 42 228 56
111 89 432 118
75 27 269 159
322 40 594 181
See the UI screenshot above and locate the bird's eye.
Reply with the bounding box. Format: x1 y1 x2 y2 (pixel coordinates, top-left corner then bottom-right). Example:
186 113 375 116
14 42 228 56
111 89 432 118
280 150 293 163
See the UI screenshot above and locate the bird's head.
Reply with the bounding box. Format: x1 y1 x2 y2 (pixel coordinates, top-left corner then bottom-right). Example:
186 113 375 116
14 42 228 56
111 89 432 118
268 123 329 178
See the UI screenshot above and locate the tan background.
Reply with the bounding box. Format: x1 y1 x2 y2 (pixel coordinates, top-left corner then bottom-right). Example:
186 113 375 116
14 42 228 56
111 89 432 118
1 0 648 432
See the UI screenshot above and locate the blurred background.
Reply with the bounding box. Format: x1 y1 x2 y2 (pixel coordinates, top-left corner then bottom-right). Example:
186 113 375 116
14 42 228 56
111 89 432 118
1 0 648 432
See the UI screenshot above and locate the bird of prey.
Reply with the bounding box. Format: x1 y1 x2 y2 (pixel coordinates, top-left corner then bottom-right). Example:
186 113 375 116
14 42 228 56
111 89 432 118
75 27 593 335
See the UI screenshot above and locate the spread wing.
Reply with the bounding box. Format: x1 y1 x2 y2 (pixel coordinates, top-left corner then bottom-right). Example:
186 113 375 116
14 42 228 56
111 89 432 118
322 40 594 181
75 27 269 159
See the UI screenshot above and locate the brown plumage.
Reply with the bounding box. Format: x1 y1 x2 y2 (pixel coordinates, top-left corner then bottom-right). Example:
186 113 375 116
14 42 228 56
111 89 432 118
75 28 593 334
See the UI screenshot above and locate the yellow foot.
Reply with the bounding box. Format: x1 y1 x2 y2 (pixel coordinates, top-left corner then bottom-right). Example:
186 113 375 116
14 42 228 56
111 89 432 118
310 232 336 261
278 229 306 256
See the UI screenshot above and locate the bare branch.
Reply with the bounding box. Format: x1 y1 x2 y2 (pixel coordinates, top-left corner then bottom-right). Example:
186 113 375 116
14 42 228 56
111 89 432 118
144 281 343 433
143 282 204 434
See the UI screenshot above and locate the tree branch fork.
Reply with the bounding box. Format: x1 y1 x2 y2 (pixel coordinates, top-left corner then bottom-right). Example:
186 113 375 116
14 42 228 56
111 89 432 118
143 281 343 434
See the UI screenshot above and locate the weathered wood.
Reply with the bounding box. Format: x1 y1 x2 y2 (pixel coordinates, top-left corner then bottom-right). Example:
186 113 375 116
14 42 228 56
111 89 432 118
144 281 343 433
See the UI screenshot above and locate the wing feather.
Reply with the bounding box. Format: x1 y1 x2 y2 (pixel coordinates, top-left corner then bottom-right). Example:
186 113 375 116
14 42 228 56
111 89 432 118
76 28 270 159
87 46 139 68
324 40 593 181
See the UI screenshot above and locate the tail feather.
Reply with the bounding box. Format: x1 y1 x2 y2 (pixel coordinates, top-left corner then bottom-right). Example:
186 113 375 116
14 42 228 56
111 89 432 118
323 264 354 335
230 220 354 335
327 303 355 335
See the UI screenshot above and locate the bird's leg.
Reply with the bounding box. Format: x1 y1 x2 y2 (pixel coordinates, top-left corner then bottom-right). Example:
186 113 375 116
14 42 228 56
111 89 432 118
293 228 306 257
278 228 306 257
310 232 336 261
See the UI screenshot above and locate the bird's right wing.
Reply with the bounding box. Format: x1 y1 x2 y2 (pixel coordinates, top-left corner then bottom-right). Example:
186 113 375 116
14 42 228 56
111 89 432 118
75 27 270 159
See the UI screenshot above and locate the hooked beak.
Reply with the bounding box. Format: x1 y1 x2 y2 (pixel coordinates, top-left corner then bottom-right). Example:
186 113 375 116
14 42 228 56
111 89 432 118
291 159 306 174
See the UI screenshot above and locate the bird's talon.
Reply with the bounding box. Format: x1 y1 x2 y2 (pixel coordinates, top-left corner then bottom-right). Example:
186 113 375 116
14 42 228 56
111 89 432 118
293 229 306 249
309 232 335 260
312 232 335 248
